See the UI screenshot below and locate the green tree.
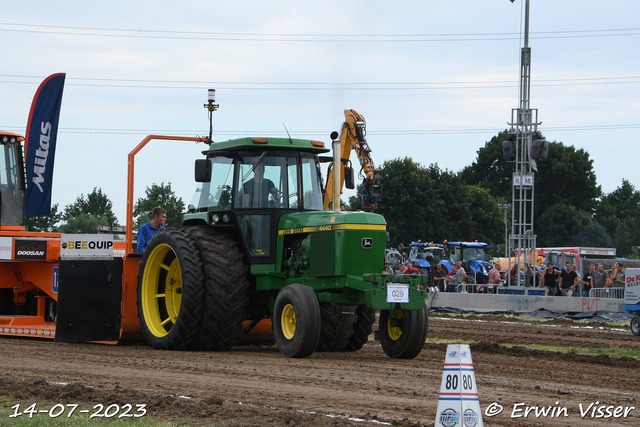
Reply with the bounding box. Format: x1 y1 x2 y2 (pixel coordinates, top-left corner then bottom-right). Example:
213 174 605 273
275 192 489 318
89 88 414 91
594 179 640 256
64 187 118 225
26 203 62 232
595 179 640 236
536 203 612 247
460 132 602 246
613 216 640 258
459 130 514 197
535 142 600 216
133 182 185 229
377 157 502 247
460 132 601 220
58 188 118 233
57 213 110 234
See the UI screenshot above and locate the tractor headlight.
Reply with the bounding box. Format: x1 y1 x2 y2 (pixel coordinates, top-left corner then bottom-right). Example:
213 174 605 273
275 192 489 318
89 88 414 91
211 214 220 223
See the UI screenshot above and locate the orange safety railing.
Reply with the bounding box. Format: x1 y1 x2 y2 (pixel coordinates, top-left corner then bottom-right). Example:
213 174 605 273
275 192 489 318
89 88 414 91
125 135 208 255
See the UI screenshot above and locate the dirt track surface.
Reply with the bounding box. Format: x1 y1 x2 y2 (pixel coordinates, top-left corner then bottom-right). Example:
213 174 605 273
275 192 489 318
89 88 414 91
1 314 639 426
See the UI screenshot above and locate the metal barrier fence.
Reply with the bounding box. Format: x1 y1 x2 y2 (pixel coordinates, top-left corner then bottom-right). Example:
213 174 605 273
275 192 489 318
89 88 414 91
427 283 624 298
589 288 624 299
427 284 499 293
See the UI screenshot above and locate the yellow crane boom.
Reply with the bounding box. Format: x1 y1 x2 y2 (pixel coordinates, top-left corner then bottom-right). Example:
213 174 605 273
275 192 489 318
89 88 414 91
323 109 384 211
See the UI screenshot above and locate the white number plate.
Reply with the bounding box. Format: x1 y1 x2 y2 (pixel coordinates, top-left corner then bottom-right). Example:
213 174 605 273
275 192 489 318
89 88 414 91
386 284 409 303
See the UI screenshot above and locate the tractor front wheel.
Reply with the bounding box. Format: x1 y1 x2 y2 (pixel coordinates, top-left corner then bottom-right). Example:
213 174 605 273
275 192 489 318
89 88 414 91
631 315 640 336
379 302 428 359
137 228 204 350
273 284 321 358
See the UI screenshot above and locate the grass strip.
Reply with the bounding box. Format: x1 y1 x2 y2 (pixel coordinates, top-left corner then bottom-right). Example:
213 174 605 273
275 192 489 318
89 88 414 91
500 343 640 360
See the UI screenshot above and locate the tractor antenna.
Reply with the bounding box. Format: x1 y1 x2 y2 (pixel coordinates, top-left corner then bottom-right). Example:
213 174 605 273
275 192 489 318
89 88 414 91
283 123 293 144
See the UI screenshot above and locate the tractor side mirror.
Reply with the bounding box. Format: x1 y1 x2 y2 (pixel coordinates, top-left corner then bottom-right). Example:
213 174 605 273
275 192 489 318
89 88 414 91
344 165 355 189
195 159 211 182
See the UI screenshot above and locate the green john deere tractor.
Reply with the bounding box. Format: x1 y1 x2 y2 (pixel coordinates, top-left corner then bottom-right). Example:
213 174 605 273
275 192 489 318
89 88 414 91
136 136 427 358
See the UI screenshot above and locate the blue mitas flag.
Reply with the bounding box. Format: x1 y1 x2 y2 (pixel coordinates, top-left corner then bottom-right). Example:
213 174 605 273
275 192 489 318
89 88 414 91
25 73 65 216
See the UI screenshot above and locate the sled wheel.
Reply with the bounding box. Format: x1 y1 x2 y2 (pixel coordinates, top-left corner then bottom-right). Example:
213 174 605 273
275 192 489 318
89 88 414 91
379 302 428 359
187 227 250 351
137 228 204 350
343 307 376 351
316 303 357 352
273 284 321 358
631 315 640 337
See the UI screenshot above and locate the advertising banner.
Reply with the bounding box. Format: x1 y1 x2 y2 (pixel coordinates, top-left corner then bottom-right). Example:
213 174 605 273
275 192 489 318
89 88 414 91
61 234 114 258
13 239 47 260
24 73 66 216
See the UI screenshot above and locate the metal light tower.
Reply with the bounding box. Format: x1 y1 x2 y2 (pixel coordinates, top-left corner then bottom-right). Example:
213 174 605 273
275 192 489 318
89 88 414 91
506 0 545 284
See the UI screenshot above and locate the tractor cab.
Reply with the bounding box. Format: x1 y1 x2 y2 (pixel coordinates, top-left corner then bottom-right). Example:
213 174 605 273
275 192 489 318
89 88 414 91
442 242 494 283
187 137 329 265
0 132 26 227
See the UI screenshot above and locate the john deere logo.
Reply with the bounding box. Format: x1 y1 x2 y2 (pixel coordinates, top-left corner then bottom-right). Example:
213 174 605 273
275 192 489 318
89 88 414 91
361 238 373 249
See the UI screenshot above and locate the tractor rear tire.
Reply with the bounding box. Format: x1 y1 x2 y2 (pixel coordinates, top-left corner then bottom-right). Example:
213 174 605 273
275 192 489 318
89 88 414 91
343 307 376 352
631 315 640 336
273 284 321 358
137 228 204 350
187 227 250 351
316 303 357 352
379 302 428 359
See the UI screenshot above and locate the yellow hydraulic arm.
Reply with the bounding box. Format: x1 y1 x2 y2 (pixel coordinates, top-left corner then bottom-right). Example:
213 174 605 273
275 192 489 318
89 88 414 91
323 109 384 211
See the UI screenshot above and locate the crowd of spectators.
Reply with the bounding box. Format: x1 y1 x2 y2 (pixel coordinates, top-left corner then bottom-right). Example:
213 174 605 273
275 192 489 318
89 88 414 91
383 252 627 297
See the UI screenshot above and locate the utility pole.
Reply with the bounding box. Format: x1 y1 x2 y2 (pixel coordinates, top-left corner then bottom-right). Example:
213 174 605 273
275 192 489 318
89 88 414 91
505 0 547 285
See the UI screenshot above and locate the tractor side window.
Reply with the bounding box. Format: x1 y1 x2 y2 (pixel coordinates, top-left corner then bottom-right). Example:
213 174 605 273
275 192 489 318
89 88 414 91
449 248 461 263
409 246 418 260
190 156 233 211
301 157 323 211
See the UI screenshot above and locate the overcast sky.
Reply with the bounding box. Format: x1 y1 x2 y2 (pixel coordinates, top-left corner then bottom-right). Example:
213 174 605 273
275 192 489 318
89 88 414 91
2 1 639 225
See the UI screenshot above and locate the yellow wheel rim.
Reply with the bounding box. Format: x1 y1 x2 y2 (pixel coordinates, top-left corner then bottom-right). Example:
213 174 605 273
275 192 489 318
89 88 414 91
387 309 404 341
281 303 296 339
141 243 183 338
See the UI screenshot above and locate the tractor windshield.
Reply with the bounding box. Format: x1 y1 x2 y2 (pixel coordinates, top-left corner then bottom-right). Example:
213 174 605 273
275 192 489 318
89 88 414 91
233 154 323 211
425 248 445 262
236 155 296 209
462 247 485 262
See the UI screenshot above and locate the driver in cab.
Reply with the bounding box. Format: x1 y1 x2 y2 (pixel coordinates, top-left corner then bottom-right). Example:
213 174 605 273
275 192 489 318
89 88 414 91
241 162 280 208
